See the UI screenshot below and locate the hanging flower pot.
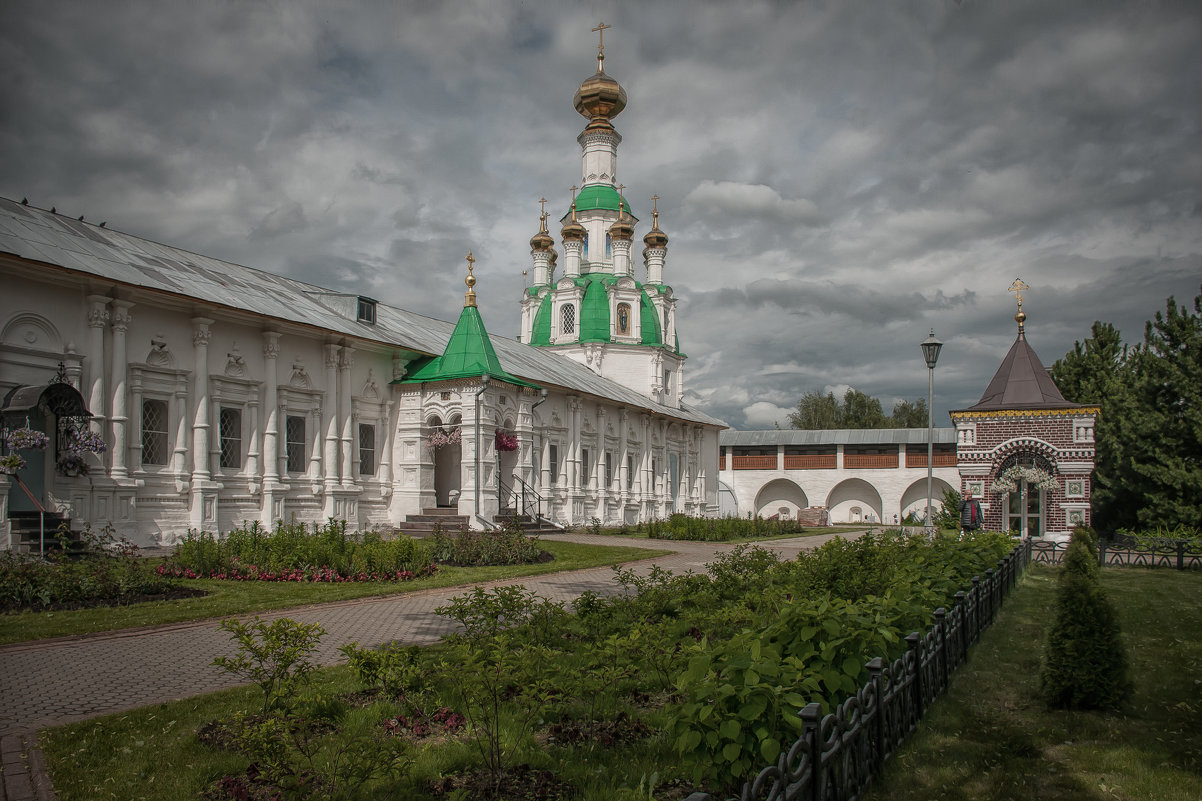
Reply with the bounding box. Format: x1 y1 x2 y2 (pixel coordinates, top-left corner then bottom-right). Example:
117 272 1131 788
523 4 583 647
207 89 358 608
426 427 462 451
56 428 107 477
5 426 50 452
1 453 26 475
990 465 1058 495
494 430 519 452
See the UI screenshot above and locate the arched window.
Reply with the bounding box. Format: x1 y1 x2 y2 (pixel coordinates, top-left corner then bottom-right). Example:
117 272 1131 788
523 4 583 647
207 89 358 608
616 302 631 335
561 304 576 335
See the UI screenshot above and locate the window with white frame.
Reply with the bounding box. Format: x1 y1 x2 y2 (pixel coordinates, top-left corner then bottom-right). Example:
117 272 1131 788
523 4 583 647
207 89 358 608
219 407 242 469
605 451 613 487
549 443 560 485
286 415 306 473
581 447 590 486
625 453 633 490
359 422 376 476
141 399 169 466
560 304 575 335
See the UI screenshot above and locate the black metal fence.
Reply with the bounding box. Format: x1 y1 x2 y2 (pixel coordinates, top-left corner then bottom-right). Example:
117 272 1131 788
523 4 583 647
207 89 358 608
1029 536 1202 570
686 540 1031 801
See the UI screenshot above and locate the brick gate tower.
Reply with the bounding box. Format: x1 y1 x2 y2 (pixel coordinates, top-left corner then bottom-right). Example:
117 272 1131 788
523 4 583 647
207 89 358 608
950 280 1099 539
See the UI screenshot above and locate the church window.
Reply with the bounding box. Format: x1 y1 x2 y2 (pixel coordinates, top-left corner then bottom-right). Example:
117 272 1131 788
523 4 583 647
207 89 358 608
582 448 590 486
616 303 631 335
549 443 560 485
625 454 633 490
141 399 168 466
605 451 613 487
663 307 669 335
561 304 576 335
219 407 242 469
605 233 612 259
359 423 376 476
286 415 306 473
357 297 377 325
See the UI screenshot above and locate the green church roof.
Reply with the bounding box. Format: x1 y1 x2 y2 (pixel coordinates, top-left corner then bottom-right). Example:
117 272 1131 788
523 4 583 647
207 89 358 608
531 293 552 345
396 304 539 389
579 278 610 342
562 184 639 222
640 289 662 346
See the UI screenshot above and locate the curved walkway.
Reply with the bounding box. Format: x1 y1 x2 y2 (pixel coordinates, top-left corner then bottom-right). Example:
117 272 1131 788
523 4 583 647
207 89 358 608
0 529 863 801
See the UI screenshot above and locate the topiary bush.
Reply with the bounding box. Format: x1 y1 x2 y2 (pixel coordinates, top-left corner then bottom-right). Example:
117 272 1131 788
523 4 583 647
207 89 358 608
1039 532 1132 710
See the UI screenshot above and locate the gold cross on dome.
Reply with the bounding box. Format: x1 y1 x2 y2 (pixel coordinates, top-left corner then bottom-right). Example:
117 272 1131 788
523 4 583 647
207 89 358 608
617 184 625 214
539 197 547 217
651 194 660 226
466 251 476 274
592 22 611 55
1008 277 1029 304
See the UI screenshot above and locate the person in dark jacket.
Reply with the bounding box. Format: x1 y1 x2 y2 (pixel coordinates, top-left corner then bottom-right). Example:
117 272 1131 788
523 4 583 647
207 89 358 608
959 490 983 532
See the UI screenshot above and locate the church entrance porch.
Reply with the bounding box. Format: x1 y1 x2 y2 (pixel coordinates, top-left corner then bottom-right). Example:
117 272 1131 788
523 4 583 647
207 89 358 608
1006 484 1043 538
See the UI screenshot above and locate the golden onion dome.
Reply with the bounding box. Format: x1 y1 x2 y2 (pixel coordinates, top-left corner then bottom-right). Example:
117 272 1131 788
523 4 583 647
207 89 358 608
609 199 635 241
643 197 668 248
574 69 627 127
530 210 554 252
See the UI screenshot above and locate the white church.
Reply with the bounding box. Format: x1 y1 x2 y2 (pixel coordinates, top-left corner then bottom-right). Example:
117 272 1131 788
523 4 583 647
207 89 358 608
0 37 727 548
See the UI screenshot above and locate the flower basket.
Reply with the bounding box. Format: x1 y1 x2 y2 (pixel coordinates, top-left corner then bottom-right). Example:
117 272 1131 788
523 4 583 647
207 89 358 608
1 453 26 475
426 427 462 451
990 465 1058 495
5 426 49 452
56 428 107 477
494 430 519 452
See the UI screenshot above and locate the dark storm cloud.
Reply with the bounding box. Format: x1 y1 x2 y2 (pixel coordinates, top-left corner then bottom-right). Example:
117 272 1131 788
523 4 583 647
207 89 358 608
1 0 1198 432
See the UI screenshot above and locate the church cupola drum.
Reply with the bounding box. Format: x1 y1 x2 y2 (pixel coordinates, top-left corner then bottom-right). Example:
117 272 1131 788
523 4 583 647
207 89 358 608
520 24 685 409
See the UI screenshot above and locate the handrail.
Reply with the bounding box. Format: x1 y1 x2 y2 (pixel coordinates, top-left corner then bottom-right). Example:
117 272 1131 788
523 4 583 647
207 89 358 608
11 475 49 555
500 474 544 521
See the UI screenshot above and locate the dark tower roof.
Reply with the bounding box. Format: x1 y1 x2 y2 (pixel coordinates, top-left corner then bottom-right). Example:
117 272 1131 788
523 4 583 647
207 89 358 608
968 332 1075 411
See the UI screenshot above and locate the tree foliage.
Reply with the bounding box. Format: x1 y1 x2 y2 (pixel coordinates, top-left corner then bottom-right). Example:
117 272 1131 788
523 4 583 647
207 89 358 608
1051 285 1202 531
787 388 928 430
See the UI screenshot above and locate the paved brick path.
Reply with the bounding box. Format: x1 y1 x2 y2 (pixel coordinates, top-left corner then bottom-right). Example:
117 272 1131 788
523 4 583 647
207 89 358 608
0 530 862 800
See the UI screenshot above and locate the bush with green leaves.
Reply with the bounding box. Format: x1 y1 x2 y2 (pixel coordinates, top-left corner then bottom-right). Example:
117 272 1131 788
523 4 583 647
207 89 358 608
213 616 327 715
1039 532 1132 710
166 519 434 580
429 521 544 565
0 524 181 612
644 513 807 542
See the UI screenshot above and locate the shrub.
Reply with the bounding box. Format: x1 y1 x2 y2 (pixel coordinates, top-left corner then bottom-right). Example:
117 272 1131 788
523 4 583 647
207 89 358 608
212 616 326 715
429 521 544 566
645 513 807 542
1039 533 1132 710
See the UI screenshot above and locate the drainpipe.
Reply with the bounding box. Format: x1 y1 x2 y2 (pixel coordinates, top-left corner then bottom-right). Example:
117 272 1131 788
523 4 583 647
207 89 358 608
530 389 549 520
473 375 491 520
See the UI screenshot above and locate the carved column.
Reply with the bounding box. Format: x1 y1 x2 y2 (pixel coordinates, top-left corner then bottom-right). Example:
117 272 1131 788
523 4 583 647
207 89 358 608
190 318 213 482
108 301 134 480
322 344 340 492
618 409 629 504
339 347 355 487
261 332 281 485
85 296 110 437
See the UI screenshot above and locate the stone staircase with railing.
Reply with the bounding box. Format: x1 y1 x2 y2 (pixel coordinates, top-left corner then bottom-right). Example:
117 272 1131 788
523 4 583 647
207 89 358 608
7 510 85 554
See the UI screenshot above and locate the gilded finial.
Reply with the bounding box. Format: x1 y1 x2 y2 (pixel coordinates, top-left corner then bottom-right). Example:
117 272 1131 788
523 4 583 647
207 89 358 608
651 194 660 228
464 251 477 307
522 269 528 289
617 184 625 216
539 197 548 232
592 21 611 72
570 185 579 222
1008 277 1029 334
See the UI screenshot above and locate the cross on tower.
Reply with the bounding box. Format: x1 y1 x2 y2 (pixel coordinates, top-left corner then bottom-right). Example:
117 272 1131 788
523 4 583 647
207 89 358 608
592 22 611 55
1008 277 1029 304
651 194 660 226
617 184 625 214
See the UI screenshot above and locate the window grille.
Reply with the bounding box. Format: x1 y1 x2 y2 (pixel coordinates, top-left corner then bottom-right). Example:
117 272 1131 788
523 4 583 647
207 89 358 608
561 304 575 335
219 407 242 469
141 399 168 466
286 415 306 473
359 423 376 476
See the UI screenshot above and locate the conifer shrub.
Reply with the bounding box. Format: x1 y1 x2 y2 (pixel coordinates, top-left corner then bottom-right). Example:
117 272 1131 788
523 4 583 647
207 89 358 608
1039 532 1132 710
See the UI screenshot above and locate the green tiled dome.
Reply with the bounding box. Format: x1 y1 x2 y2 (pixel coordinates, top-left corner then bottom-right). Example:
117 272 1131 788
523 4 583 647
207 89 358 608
562 184 639 221
531 293 552 345
580 278 610 342
640 290 662 346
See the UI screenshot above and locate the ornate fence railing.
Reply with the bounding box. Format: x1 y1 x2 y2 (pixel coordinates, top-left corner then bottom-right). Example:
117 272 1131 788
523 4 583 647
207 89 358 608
685 540 1030 801
1029 536 1202 570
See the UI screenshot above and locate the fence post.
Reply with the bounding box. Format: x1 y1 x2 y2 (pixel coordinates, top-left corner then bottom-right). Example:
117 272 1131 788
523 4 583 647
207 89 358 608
1179 541 1186 571
933 607 948 694
984 568 996 624
866 656 885 771
954 590 968 665
801 702 824 801
970 576 981 643
905 631 923 723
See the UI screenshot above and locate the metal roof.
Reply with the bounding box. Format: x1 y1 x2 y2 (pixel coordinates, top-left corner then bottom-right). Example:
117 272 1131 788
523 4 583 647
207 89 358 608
0 197 725 428
720 428 957 446
966 332 1075 411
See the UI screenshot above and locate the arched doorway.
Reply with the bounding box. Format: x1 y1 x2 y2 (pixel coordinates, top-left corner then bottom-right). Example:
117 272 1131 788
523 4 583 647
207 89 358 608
826 478 884 524
429 415 462 508
495 417 519 500
3 378 93 512
900 477 956 524
995 453 1054 538
754 478 809 519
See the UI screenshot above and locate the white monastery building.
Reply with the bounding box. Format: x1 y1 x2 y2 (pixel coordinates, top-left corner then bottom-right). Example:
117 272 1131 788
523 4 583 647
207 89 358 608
0 38 726 548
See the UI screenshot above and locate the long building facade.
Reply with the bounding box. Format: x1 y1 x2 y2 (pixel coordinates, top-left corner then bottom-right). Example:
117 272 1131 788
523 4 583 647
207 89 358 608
0 41 724 549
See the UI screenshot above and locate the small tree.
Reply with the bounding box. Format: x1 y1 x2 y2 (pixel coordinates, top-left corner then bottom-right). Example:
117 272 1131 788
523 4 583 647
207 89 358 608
1039 533 1131 710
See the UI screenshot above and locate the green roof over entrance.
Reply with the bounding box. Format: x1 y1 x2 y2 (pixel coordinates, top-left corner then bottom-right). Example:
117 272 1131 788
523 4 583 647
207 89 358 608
395 304 539 389
561 184 638 221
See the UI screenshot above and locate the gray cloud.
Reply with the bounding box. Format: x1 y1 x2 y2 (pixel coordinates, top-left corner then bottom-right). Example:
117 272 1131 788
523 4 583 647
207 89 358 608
1 0 1199 431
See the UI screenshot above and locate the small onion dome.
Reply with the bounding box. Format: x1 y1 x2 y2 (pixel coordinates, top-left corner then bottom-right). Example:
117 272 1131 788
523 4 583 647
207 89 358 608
574 69 627 128
609 209 635 241
561 212 587 242
643 224 668 249
530 224 554 252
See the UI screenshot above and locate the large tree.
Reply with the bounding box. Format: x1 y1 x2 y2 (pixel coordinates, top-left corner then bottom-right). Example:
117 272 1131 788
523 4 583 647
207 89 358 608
787 388 928 430
1051 285 1202 531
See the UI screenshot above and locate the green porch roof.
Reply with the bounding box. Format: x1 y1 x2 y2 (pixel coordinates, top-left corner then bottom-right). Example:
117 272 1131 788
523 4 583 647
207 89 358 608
395 304 539 389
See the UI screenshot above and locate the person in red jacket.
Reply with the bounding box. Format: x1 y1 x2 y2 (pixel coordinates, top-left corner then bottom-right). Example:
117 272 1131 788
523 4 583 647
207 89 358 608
959 489 983 533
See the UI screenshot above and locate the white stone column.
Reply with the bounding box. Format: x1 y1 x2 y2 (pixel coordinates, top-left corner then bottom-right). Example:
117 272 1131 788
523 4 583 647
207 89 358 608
261 332 280 485
190 318 213 482
322 344 340 491
339 347 355 487
108 301 134 480
172 386 189 487
567 398 580 491
540 434 552 492
563 238 584 278
618 409 629 503
85 296 109 437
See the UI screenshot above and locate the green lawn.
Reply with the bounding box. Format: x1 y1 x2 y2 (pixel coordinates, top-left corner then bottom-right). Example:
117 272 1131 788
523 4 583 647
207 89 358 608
0 541 667 645
864 565 1202 801
591 524 865 543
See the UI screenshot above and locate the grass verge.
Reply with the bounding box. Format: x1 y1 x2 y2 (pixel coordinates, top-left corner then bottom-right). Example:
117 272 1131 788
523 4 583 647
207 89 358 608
592 524 865 542
864 565 1202 801
0 541 668 645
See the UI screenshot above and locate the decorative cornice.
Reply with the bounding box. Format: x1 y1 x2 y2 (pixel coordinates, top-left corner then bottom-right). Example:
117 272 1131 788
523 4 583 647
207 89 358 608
950 407 1099 420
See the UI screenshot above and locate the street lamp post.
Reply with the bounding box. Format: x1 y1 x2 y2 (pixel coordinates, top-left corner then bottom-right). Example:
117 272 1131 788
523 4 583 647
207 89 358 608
921 330 943 527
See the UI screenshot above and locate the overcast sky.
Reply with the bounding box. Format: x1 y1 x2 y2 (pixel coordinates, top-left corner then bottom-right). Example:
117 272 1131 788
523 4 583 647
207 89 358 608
2 1 1199 429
